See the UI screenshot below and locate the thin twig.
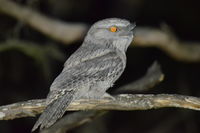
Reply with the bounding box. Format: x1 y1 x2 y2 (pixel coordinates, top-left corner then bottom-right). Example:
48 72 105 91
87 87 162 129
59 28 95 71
0 0 200 62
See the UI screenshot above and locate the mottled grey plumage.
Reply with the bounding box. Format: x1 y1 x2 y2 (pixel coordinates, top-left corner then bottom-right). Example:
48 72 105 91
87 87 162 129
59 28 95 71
32 18 135 131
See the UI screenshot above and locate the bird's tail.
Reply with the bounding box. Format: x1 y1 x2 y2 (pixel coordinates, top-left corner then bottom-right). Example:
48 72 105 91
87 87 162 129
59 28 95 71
31 91 75 132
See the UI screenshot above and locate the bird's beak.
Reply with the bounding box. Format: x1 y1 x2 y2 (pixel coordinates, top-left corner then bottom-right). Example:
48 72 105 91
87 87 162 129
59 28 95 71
119 23 136 36
129 22 136 32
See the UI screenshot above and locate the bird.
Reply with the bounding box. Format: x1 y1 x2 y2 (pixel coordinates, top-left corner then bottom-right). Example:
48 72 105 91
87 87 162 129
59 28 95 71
32 18 135 131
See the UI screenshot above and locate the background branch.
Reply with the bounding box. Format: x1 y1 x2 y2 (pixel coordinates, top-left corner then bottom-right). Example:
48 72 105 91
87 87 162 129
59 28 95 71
134 27 200 62
40 111 105 133
115 61 164 93
0 0 88 44
1 0 200 62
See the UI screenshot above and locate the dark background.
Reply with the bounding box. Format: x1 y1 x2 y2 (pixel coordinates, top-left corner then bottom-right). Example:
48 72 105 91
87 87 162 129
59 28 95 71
0 0 200 132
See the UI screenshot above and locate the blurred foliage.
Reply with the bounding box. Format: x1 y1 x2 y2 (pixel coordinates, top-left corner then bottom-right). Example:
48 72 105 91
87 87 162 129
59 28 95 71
0 39 65 80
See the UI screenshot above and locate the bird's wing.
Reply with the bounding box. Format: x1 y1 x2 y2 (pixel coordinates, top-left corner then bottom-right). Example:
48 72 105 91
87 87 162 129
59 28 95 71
50 45 124 92
63 44 112 69
32 50 124 131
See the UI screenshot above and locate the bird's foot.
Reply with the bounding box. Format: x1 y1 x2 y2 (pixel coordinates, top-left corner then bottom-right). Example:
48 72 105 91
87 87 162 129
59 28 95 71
102 93 115 100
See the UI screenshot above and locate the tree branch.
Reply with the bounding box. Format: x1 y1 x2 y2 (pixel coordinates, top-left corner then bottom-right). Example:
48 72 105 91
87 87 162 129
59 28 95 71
0 94 200 121
1 0 200 62
40 61 164 133
47 61 164 132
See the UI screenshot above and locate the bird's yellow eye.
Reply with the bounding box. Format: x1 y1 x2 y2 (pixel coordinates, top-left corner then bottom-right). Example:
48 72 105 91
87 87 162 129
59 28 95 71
109 26 117 32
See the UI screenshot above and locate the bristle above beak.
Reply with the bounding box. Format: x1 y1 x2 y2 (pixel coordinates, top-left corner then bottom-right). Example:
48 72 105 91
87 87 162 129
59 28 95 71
129 22 136 31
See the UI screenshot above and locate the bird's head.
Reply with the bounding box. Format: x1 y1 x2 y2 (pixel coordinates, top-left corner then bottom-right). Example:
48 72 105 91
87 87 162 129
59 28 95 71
85 18 135 52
